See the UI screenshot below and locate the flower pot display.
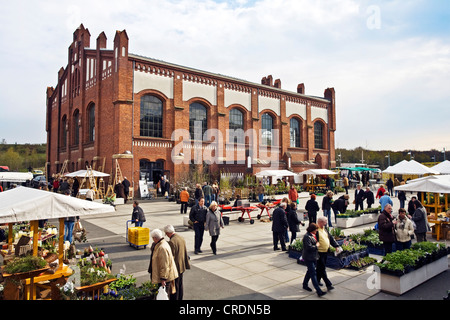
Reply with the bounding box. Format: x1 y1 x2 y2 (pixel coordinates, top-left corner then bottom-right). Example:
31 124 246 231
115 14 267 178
336 207 381 229
376 242 449 295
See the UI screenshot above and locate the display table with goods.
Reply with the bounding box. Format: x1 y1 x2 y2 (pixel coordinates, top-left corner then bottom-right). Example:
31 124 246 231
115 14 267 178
336 207 381 229
376 242 450 296
349 229 388 255
0 187 115 300
428 211 450 241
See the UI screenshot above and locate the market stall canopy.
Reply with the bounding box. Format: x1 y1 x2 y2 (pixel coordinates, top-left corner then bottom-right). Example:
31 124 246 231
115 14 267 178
0 187 115 224
431 160 450 175
382 160 439 175
394 175 450 194
0 171 33 182
65 170 110 178
299 169 337 176
255 169 298 177
338 167 379 172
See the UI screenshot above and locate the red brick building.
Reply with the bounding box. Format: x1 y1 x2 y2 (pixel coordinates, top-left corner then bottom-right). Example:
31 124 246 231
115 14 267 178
46 24 336 195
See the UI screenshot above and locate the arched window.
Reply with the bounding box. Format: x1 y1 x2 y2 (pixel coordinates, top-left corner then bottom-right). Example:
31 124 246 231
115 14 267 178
88 104 95 142
61 115 67 148
314 121 324 149
73 110 80 145
290 118 301 148
261 113 273 146
140 95 163 138
229 108 244 144
189 102 207 139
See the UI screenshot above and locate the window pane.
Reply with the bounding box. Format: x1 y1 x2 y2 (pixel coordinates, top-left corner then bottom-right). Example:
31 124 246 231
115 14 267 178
189 102 207 139
140 95 163 138
229 108 244 144
88 104 95 142
73 111 79 145
314 122 323 149
261 113 273 146
290 118 300 148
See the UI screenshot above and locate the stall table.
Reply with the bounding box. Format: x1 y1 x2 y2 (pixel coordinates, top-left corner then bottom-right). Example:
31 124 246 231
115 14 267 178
428 217 450 241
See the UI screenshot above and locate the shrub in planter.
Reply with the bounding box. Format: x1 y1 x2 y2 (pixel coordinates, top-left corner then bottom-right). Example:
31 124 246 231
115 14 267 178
4 255 47 274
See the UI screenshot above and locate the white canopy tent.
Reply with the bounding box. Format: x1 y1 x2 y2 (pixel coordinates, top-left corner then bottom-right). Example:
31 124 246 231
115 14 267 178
299 169 337 176
431 160 450 175
255 169 299 185
383 160 439 175
0 186 115 224
394 175 450 194
0 172 33 183
65 170 110 178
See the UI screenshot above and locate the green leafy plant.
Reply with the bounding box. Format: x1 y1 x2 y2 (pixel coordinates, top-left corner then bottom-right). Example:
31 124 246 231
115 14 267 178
4 255 47 274
289 239 303 251
109 274 137 291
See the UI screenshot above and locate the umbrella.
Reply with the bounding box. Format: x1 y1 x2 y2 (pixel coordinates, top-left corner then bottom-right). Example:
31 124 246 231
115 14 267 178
65 169 110 178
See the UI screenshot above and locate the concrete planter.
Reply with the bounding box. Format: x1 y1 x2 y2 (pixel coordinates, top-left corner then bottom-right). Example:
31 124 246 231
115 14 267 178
336 213 378 229
380 256 448 296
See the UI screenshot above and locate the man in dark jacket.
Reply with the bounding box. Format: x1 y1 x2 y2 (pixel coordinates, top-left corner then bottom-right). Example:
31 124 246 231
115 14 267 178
354 184 365 211
189 197 208 254
364 187 375 208
272 202 288 251
131 201 146 227
331 198 348 226
377 203 396 255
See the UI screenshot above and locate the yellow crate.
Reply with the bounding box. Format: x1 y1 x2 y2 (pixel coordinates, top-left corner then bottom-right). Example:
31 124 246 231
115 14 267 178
128 227 150 246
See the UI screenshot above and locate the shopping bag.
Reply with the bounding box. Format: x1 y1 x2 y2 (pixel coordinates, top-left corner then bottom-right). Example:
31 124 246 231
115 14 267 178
156 286 169 300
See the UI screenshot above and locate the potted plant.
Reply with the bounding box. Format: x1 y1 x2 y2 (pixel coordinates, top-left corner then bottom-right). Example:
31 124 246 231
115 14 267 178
288 239 303 259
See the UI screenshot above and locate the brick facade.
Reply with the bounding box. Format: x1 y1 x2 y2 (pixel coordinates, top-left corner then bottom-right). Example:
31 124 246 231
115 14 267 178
46 25 336 195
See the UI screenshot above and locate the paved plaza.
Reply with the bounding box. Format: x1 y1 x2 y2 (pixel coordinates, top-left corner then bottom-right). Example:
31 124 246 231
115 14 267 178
76 189 450 300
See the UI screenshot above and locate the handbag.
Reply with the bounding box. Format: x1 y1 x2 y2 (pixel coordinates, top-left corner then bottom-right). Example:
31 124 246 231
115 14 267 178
156 286 169 300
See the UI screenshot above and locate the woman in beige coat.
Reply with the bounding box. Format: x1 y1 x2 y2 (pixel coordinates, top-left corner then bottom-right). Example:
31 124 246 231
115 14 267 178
395 208 415 250
205 201 224 255
148 229 179 291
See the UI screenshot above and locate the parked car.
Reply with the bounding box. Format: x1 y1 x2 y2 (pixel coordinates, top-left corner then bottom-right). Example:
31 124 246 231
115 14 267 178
32 175 48 189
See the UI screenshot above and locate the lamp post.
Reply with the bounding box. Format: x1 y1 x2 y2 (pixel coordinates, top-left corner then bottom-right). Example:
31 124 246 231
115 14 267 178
385 153 390 168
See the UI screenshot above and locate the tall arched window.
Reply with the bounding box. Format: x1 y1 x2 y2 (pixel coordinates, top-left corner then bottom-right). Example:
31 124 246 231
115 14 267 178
261 113 274 146
140 95 163 138
314 121 324 149
88 104 95 142
189 102 207 139
73 109 80 145
229 108 244 144
290 118 301 148
61 115 67 148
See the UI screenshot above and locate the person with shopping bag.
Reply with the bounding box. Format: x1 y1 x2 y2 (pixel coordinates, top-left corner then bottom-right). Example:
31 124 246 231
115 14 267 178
148 229 179 298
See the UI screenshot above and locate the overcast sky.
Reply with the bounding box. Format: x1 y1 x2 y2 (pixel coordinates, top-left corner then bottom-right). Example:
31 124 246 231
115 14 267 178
0 0 449 153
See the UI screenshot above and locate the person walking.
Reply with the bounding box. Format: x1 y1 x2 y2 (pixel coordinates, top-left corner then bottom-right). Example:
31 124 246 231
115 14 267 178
202 182 213 207
302 223 326 297
379 191 393 211
305 194 320 225
410 200 430 242
164 225 190 300
288 185 298 204
205 201 224 255
189 197 208 254
321 191 334 227
179 187 190 214
272 201 289 251
343 175 349 194
256 181 265 202
148 229 179 296
122 177 131 203
398 183 407 209
365 187 375 209
131 200 146 227
378 203 396 255
64 215 79 243
395 208 415 250
316 216 341 291
376 185 386 200
194 184 203 206
287 202 303 244
386 178 394 197
354 184 365 211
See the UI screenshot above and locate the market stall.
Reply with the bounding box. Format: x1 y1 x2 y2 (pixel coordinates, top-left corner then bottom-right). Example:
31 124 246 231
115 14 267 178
383 159 439 180
431 160 450 175
0 187 115 300
299 168 337 193
395 174 450 239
